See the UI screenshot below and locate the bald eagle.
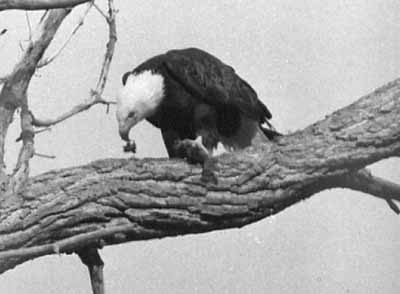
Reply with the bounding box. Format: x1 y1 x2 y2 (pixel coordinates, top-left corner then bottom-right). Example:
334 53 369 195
117 48 279 180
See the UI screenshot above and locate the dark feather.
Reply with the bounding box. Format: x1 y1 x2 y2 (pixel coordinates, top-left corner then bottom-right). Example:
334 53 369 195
129 48 272 123
162 48 272 122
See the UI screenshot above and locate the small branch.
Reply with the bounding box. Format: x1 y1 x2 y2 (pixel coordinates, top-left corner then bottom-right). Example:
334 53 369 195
34 152 56 159
77 248 105 294
339 169 400 213
94 0 117 94
33 126 51 135
16 126 51 142
38 2 93 68
32 0 117 127
31 97 114 127
25 12 33 43
92 2 108 20
0 0 90 11
386 199 400 214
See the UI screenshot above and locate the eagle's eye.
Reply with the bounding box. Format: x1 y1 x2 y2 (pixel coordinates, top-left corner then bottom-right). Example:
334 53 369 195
128 111 136 119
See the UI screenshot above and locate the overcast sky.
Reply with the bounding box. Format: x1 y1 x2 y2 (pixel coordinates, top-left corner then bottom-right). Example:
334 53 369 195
1 1 400 293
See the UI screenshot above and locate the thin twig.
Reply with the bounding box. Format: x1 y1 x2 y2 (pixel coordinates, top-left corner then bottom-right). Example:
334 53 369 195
94 0 117 94
32 0 117 127
34 152 56 159
18 41 24 52
25 11 32 43
16 126 51 142
34 127 51 135
39 10 48 23
38 2 93 68
92 2 108 20
386 199 400 214
31 98 115 127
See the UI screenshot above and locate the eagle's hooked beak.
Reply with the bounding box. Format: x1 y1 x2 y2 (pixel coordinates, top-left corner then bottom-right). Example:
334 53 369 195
119 127 130 142
118 113 139 142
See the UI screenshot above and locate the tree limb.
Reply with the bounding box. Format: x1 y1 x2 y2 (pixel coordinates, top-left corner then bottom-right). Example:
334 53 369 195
0 9 70 191
0 77 399 274
0 0 90 11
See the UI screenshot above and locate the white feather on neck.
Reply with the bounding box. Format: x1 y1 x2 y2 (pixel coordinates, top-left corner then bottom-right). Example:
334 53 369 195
117 70 165 123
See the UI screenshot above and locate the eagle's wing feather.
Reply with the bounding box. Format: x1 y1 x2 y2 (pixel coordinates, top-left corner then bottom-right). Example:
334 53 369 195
162 48 272 122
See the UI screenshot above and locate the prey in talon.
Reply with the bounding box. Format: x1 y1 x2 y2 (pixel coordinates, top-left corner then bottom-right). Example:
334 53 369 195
123 140 136 153
116 48 280 183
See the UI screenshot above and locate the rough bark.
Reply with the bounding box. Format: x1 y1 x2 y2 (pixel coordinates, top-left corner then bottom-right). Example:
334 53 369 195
0 77 399 274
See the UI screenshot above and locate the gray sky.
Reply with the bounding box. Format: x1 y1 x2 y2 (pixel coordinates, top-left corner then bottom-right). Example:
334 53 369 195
1 1 400 293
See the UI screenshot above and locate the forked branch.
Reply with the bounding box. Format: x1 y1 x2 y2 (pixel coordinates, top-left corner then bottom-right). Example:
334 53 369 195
31 0 117 128
0 9 71 191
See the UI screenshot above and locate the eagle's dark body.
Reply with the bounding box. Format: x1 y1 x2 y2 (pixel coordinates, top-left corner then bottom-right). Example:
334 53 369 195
120 48 277 159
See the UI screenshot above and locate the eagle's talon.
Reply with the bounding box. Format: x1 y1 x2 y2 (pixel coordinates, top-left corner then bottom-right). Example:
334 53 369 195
179 139 208 164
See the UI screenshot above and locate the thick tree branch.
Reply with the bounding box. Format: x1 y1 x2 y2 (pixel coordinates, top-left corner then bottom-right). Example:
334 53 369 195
0 77 399 274
0 0 90 11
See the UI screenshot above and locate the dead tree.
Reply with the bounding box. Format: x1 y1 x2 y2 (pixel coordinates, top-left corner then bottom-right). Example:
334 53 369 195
0 2 399 294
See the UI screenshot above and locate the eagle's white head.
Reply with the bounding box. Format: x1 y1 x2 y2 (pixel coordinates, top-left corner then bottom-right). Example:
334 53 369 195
116 70 165 141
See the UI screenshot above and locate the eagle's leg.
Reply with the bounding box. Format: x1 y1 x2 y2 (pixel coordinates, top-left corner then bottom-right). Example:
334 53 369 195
176 139 218 184
161 129 218 183
176 139 209 164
